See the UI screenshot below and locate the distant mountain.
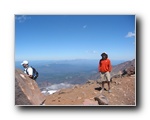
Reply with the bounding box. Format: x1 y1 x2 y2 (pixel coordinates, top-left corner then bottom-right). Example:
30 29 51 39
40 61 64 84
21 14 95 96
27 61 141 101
111 59 135 76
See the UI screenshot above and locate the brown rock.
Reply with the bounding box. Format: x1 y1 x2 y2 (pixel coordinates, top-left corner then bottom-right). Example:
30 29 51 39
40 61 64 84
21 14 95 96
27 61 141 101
94 94 109 105
15 69 46 105
127 65 135 76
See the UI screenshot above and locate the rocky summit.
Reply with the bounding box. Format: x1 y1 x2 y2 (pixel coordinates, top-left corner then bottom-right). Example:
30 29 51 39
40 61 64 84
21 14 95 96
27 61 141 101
44 75 135 106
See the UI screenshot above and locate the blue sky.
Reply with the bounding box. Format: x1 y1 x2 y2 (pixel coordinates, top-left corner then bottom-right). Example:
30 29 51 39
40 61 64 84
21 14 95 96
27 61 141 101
15 15 135 61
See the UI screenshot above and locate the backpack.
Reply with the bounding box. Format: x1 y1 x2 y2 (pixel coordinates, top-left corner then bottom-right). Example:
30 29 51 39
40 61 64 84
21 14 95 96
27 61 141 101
25 66 39 80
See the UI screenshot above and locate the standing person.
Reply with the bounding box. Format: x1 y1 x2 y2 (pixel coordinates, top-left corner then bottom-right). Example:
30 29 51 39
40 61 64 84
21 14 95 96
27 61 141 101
98 52 112 93
21 60 38 81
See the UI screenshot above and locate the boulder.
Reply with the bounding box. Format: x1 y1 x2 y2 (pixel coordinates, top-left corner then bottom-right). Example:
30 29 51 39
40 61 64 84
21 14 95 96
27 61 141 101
94 94 109 105
122 65 135 77
15 69 46 105
127 65 135 76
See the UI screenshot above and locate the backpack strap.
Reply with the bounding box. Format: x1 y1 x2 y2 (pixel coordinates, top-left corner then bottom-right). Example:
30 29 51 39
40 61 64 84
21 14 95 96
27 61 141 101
30 66 38 80
25 67 29 75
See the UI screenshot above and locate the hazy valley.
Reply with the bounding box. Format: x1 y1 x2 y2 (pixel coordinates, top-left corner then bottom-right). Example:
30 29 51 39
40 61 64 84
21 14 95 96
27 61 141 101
15 59 133 91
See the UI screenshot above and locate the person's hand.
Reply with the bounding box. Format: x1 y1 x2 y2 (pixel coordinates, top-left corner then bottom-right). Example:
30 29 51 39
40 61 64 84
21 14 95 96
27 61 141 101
28 75 33 78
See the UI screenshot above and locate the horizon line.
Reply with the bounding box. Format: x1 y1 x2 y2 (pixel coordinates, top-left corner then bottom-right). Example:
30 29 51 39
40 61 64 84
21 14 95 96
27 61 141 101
15 58 134 62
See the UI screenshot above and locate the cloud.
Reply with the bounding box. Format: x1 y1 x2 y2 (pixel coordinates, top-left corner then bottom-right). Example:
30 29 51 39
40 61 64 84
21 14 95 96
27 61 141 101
86 50 98 54
83 25 87 29
125 31 135 38
15 15 31 23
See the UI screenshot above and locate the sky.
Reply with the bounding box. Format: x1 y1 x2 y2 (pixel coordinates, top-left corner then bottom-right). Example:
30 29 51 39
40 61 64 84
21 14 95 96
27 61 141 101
15 15 135 61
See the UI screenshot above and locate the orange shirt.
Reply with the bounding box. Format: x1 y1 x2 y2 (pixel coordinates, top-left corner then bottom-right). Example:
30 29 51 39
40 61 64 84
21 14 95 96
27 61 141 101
98 58 112 72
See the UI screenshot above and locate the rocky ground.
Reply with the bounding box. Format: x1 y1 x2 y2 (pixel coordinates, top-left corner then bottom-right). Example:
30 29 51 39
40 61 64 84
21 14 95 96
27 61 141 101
44 75 135 106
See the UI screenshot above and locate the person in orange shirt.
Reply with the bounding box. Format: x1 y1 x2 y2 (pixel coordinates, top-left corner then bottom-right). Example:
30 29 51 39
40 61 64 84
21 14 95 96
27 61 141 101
98 52 112 93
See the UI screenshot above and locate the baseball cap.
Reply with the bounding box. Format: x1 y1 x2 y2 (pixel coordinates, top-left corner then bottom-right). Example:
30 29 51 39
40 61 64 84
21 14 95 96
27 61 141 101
21 60 29 65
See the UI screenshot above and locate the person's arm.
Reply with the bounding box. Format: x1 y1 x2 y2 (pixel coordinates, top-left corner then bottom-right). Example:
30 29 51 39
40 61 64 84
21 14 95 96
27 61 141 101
108 60 112 72
98 60 101 72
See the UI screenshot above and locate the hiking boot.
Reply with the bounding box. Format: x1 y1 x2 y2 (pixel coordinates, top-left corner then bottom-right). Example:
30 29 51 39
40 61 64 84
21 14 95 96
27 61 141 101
108 90 112 93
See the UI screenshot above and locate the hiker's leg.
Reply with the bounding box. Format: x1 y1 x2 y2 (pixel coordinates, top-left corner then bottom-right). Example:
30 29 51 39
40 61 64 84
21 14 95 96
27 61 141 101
100 72 105 89
106 72 111 91
102 82 104 90
108 81 112 93
108 81 110 90
99 81 105 93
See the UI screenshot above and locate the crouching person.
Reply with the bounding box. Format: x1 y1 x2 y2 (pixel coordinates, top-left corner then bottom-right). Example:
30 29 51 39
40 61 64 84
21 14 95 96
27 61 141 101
21 60 39 81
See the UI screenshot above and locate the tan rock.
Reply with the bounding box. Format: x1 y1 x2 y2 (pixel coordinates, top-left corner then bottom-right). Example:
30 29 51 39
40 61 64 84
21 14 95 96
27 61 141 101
15 69 46 105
